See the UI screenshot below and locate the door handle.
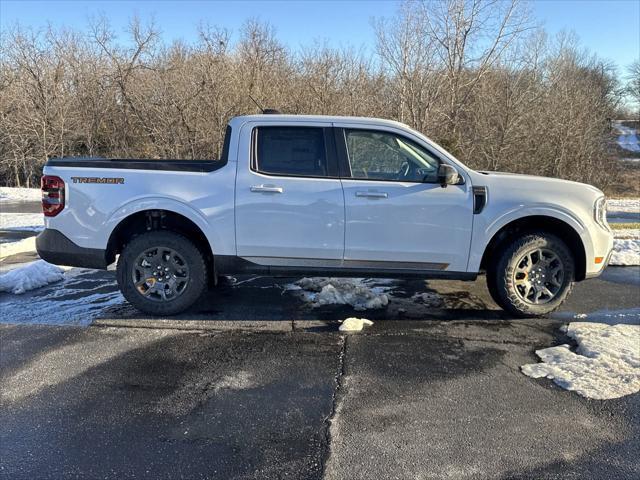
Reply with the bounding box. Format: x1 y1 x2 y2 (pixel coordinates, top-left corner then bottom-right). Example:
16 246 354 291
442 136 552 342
250 185 284 193
356 191 388 199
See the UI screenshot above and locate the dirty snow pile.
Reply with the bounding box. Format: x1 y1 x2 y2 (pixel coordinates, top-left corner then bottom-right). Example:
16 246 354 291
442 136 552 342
0 237 36 260
0 260 64 294
289 277 390 310
0 187 41 202
521 322 640 400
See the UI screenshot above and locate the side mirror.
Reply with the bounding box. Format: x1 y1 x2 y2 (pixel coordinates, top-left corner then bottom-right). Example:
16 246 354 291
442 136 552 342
437 164 459 187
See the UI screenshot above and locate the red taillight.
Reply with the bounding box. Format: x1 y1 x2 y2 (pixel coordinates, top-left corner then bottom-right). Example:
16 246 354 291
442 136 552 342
41 175 65 217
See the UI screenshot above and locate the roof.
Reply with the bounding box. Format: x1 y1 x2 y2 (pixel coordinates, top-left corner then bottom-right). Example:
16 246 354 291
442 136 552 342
229 114 410 129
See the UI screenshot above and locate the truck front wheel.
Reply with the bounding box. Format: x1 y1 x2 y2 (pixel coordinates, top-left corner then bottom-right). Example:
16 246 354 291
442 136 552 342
117 231 207 316
486 232 574 317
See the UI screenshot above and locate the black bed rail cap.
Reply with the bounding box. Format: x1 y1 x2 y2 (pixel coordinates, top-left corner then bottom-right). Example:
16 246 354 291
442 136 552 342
45 156 225 173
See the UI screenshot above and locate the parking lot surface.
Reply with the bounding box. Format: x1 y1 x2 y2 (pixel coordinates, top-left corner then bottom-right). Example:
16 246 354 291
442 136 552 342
1 267 639 479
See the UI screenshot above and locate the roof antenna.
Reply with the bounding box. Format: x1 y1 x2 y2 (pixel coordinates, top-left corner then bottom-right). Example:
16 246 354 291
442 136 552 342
249 94 265 113
249 95 281 114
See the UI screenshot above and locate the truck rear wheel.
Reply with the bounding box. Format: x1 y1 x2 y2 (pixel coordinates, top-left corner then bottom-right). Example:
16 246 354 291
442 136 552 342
117 231 207 316
486 232 574 317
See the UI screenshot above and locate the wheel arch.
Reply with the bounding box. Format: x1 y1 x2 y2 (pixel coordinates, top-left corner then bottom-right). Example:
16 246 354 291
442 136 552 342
105 209 214 275
479 215 587 281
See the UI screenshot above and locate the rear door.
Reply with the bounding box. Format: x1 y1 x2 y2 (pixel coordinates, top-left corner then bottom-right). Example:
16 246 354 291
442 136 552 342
335 125 474 272
235 121 345 266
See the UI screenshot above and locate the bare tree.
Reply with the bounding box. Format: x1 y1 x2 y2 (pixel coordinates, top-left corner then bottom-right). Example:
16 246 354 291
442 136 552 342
0 3 624 190
626 60 640 117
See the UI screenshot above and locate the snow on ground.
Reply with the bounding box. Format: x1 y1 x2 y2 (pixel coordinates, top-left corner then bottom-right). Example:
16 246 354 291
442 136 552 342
607 198 639 226
610 238 640 266
0 260 64 294
0 267 123 326
609 221 640 266
614 122 640 153
290 277 392 310
611 226 639 266
607 198 640 215
0 236 36 260
613 228 640 240
521 322 640 400
0 212 44 231
0 187 41 202
339 317 374 332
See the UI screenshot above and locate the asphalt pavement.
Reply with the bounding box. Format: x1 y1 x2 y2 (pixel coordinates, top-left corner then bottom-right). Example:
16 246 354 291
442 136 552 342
1 263 639 479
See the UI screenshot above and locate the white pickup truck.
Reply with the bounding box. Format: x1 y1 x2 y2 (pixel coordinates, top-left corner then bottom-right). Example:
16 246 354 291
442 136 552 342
37 114 613 317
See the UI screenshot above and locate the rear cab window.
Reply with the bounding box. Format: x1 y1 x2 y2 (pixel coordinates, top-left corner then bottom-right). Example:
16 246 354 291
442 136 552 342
252 126 337 177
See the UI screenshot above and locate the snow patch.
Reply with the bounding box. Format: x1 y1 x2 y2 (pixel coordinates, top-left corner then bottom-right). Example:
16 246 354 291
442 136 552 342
339 317 374 332
614 122 640 153
613 228 639 240
610 238 640 266
521 322 640 400
292 277 390 310
0 187 41 202
0 236 36 260
0 260 64 294
607 198 639 214
0 213 44 232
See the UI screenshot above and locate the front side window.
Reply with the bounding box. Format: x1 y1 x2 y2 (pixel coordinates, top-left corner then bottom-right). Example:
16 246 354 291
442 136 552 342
254 127 328 177
344 129 440 182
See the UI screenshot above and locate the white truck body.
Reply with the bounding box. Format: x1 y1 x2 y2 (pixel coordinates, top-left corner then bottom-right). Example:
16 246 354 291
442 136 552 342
37 114 614 316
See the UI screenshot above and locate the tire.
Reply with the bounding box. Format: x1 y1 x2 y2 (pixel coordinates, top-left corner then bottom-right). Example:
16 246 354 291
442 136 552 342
486 232 574 317
117 231 207 316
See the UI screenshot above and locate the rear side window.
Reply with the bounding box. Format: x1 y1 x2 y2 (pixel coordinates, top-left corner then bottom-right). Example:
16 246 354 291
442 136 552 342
254 127 329 177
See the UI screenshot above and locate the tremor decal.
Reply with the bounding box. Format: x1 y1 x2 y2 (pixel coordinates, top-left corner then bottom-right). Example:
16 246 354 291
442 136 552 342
71 177 125 184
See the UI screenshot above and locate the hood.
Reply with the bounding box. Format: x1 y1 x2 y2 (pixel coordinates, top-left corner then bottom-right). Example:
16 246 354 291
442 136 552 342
475 171 603 197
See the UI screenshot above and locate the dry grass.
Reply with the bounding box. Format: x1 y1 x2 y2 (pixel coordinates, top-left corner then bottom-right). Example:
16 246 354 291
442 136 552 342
611 223 640 230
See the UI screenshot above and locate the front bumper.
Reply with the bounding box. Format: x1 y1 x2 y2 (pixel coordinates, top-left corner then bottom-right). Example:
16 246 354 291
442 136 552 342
585 248 613 279
36 229 108 269
583 226 614 279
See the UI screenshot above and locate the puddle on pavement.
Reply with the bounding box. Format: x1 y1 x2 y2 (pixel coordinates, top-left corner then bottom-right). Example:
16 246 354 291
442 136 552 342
552 306 640 325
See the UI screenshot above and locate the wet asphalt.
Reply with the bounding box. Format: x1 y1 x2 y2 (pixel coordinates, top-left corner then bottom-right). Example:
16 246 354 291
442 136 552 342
1 263 639 479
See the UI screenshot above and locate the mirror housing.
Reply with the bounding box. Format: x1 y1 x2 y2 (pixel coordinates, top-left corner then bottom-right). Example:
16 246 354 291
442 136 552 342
437 164 459 187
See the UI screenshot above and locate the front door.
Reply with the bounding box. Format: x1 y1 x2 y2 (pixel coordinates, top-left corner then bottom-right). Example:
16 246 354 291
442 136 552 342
235 122 344 266
336 126 474 272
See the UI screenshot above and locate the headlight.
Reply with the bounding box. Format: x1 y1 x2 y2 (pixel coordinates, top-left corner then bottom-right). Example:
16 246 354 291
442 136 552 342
594 196 609 230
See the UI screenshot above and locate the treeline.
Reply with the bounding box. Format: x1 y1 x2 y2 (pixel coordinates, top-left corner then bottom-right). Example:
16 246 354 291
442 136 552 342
0 0 629 188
